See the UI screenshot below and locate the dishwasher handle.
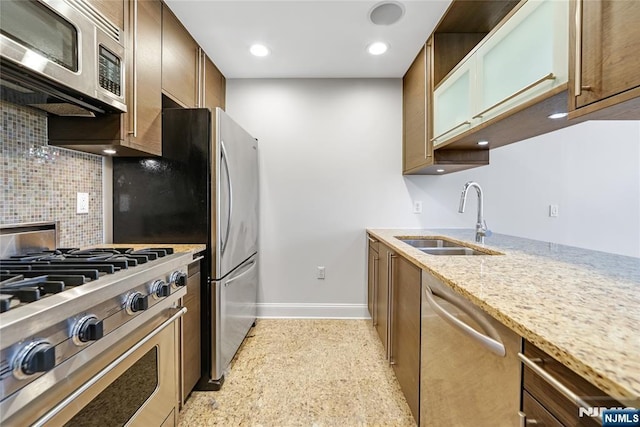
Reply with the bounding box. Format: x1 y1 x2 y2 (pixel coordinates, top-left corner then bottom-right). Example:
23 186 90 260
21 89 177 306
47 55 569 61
424 285 506 357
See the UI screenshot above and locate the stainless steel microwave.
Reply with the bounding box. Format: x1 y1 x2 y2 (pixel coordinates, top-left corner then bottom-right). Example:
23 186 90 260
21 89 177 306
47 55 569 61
0 0 127 115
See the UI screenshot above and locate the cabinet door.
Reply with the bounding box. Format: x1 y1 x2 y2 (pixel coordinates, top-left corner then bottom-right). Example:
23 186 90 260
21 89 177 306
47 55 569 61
162 6 198 107
403 44 431 172
391 255 421 423
574 0 640 109
432 58 474 147
375 245 390 353
203 55 225 111
367 237 379 321
182 260 202 400
475 0 568 122
126 0 162 155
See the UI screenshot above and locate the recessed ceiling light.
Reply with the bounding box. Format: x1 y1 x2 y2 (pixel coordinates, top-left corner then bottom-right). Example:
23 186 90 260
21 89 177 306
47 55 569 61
103 149 116 155
436 169 445 173
367 42 388 55
548 112 568 119
250 44 270 57
369 2 405 26
477 140 489 146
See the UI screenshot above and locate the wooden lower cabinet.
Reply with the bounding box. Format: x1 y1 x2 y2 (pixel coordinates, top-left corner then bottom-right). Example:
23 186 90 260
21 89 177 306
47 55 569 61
521 341 627 427
375 243 391 353
182 259 201 403
390 255 421 423
367 237 379 321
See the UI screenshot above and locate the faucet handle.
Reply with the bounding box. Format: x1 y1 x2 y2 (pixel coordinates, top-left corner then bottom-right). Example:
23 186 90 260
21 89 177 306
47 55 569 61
482 220 492 237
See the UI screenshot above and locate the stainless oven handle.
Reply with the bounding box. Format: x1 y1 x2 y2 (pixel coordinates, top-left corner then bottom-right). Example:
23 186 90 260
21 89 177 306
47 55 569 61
33 307 187 427
424 285 505 357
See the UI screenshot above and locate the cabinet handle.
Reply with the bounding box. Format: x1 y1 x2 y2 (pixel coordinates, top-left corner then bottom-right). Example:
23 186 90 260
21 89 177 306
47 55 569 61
430 120 471 143
518 353 602 425
387 254 397 364
368 237 378 244
372 255 378 327
423 45 432 158
575 0 583 97
518 412 540 426
128 0 138 137
472 73 556 119
197 48 202 107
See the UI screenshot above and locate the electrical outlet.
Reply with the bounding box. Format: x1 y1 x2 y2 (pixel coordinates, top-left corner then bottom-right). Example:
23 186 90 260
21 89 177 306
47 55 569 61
317 266 325 280
77 192 89 214
413 201 423 214
549 204 559 217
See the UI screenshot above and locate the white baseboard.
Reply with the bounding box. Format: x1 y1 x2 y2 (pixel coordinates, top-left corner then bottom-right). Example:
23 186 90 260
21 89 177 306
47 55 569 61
257 303 370 319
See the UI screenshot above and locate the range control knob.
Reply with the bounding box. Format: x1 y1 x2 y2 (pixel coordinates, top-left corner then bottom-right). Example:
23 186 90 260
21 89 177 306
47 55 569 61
125 292 149 315
151 280 170 298
71 315 104 346
13 340 56 380
170 271 187 288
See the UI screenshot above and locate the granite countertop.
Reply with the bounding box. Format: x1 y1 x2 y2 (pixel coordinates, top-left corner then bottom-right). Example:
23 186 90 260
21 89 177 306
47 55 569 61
92 243 207 254
367 228 640 405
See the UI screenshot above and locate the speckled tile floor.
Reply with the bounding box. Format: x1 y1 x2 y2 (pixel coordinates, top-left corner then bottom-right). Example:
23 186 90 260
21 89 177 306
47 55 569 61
178 319 416 426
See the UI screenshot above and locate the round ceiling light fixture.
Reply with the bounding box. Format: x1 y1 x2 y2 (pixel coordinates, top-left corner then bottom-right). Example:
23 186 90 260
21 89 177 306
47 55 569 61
369 1 405 26
477 140 489 146
250 44 270 57
103 149 117 155
367 42 388 55
548 112 568 119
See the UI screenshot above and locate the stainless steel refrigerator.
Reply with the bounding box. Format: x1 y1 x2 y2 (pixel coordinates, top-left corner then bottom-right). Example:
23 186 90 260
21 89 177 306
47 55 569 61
112 107 258 390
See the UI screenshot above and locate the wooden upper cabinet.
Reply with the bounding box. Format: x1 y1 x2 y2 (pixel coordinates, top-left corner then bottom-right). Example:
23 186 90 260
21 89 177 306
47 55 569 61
569 0 640 119
48 0 162 156
203 55 226 111
86 0 125 30
162 6 198 107
402 39 488 175
403 44 430 173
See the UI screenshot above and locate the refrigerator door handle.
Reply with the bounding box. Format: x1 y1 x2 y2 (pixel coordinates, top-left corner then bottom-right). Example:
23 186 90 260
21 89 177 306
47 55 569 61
224 258 257 287
220 139 233 257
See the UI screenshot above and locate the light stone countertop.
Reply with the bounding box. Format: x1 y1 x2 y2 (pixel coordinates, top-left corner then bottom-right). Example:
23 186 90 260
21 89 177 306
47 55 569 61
92 243 207 254
367 228 640 405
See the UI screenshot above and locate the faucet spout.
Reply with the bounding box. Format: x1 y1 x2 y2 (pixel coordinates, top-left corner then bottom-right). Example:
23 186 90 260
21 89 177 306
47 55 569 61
458 181 489 244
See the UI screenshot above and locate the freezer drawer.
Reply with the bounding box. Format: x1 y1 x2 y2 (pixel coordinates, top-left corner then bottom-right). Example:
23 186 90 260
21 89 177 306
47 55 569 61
211 254 258 381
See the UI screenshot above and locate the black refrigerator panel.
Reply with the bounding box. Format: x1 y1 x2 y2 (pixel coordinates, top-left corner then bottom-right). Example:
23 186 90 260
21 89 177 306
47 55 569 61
113 108 211 244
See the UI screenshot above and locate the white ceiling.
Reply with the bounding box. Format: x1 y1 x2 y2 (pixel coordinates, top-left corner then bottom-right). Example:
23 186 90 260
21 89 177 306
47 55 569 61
164 0 452 79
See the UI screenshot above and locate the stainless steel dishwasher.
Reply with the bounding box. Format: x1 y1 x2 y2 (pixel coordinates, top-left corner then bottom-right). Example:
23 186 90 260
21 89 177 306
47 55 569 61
420 270 521 426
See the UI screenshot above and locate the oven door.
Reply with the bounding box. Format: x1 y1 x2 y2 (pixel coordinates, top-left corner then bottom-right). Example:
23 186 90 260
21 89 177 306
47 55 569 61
6 307 184 427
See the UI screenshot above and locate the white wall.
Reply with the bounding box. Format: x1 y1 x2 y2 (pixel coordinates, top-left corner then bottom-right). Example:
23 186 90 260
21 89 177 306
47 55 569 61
227 79 424 317
409 120 640 258
227 79 640 318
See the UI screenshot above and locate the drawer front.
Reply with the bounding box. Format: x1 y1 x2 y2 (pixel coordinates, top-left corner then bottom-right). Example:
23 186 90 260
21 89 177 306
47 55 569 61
522 342 622 426
522 391 563 427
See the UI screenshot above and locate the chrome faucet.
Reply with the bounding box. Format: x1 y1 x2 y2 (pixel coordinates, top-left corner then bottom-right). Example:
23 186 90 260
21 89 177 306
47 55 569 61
458 181 490 244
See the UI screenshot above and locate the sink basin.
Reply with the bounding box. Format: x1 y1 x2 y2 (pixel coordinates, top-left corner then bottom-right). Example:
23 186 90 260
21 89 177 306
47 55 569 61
399 238 463 249
399 238 493 256
419 247 489 256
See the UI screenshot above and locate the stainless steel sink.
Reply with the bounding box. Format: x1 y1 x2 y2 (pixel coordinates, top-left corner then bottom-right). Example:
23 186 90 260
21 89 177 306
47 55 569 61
419 247 489 256
399 238 492 256
399 238 463 249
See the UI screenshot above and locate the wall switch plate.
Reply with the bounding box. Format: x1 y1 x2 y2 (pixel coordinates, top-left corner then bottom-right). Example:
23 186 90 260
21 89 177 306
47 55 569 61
413 201 423 214
317 266 325 280
549 204 559 217
77 192 89 214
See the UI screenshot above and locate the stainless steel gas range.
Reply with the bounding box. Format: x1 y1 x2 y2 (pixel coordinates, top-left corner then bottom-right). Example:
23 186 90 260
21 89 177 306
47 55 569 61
0 222 193 426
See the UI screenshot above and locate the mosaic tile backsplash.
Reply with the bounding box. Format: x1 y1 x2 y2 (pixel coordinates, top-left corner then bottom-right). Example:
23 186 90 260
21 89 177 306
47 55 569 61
1 101 103 247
